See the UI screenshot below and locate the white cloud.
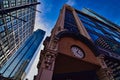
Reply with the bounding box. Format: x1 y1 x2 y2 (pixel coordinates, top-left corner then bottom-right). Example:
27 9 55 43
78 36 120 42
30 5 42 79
66 0 76 6
34 13 48 32
34 0 52 36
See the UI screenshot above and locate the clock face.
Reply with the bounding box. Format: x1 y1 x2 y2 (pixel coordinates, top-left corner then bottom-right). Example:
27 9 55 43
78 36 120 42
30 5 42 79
71 46 85 58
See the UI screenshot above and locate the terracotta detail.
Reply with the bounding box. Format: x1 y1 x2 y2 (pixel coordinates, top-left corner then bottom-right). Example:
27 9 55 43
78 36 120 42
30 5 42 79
58 37 100 66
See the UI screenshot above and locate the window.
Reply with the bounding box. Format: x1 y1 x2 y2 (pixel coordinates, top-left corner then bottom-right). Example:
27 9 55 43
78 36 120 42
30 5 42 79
14 31 18 38
5 14 11 22
1 37 7 44
17 0 21 5
3 41 8 47
0 50 3 57
17 10 22 17
12 20 17 26
0 25 5 33
96 22 107 28
93 28 104 35
103 27 119 37
18 21 22 27
0 32 6 38
22 0 26 4
13 25 18 31
10 0 16 7
83 22 94 31
78 13 90 22
8 27 13 33
19 28 22 34
64 9 79 32
89 32 99 41
3 0 9 8
113 36 120 43
77 12 97 27
26 15 29 21
7 22 12 29
83 21 104 35
29 0 32 3
11 11 17 20
27 8 29 13
0 15 4 25
110 31 119 37
8 37 13 44
3 46 8 52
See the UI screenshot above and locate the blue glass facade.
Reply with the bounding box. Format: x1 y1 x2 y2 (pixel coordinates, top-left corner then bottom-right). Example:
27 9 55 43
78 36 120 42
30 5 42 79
0 29 45 79
77 11 120 56
76 9 120 79
0 0 37 67
82 8 119 27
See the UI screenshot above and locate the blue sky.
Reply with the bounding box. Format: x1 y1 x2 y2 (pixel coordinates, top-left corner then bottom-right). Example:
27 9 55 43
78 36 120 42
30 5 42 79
34 0 120 36
27 0 120 79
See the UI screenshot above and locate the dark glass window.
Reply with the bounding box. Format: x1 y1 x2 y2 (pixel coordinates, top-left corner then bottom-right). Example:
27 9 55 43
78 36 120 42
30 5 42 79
22 0 26 4
8 28 12 33
77 12 105 36
113 36 120 43
13 25 18 31
17 10 22 17
12 20 17 26
93 28 104 35
78 13 90 21
103 27 119 38
1 37 7 44
14 31 18 38
0 32 6 38
3 46 8 52
0 50 3 57
5 13 11 22
10 0 16 7
65 10 77 26
78 13 96 27
0 15 4 26
3 0 9 8
82 21 104 35
82 22 94 31
89 32 99 41
64 9 79 33
17 0 21 5
0 25 5 33
11 11 17 20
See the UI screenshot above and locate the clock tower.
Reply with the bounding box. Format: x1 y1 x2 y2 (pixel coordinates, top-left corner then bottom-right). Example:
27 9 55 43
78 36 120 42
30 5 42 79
35 5 114 80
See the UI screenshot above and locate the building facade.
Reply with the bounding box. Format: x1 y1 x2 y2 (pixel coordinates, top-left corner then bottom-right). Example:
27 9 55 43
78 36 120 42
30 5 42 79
35 5 120 80
0 0 39 67
0 29 45 80
78 8 120 79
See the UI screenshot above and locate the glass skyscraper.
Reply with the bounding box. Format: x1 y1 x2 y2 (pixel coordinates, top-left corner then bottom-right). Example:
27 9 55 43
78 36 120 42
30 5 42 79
0 0 39 67
0 29 45 80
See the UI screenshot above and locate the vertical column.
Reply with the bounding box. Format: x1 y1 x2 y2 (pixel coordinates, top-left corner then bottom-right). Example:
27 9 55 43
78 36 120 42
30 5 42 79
51 4 66 36
36 51 57 80
72 9 91 40
35 38 58 80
